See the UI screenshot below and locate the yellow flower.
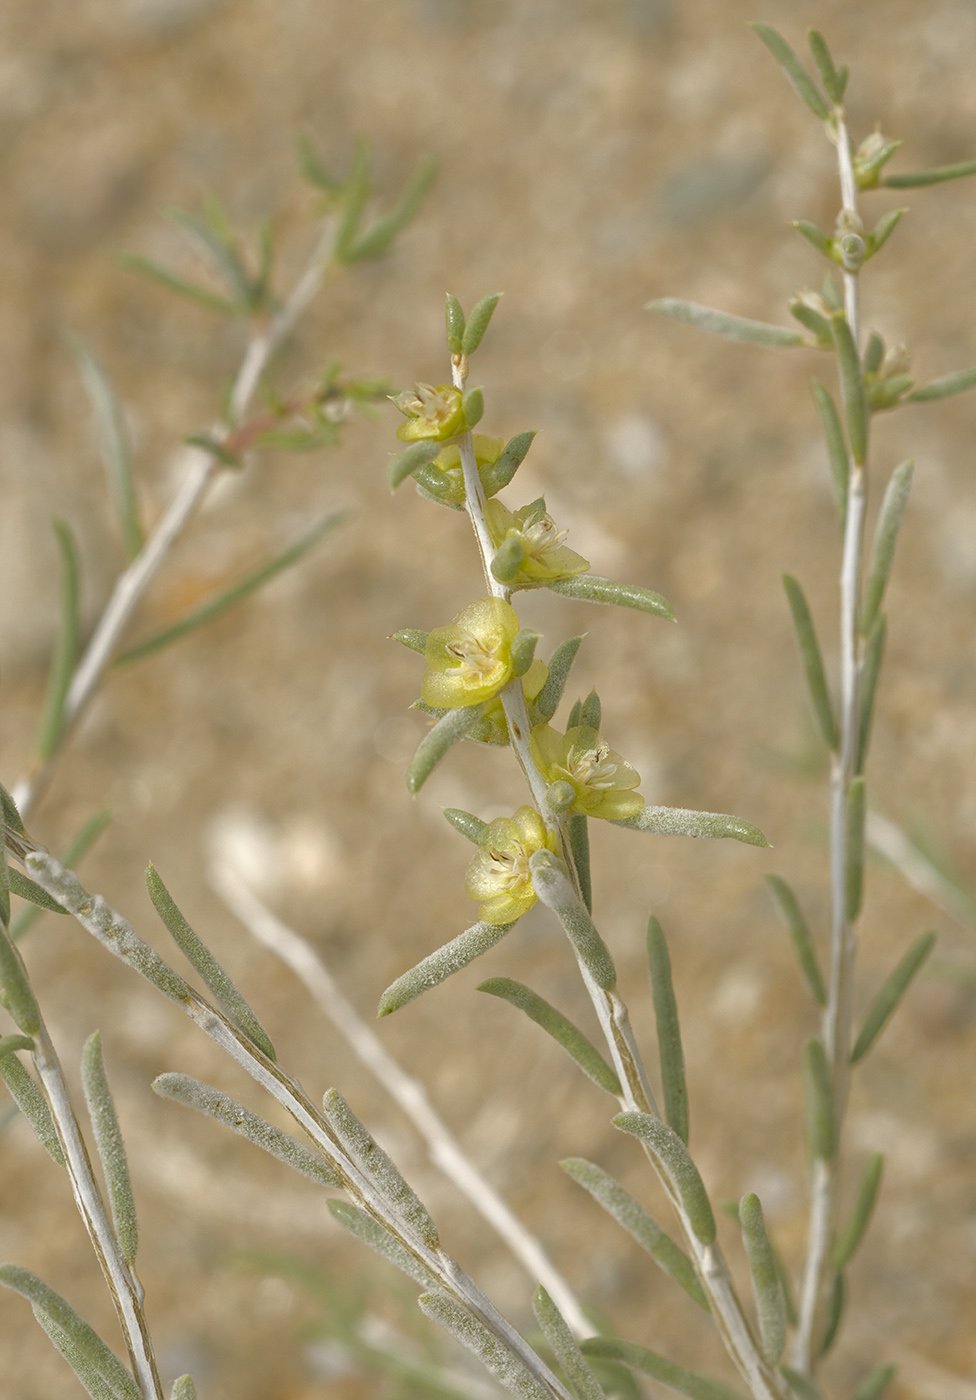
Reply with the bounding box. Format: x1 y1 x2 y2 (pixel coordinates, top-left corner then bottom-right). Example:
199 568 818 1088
530 723 643 820
465 806 559 925
422 597 520 708
473 659 549 745
485 497 589 584
394 383 467 442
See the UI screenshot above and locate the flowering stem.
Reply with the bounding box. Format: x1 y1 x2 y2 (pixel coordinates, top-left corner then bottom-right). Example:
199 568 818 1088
792 106 867 1375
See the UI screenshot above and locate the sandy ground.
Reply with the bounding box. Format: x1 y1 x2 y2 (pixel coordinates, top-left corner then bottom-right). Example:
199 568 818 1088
2 1 976 1396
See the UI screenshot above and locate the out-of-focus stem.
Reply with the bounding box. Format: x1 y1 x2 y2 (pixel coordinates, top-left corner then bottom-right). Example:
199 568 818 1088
12 222 338 821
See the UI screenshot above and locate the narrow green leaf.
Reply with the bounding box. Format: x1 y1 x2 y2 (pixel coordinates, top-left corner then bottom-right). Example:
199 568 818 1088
818 1271 845 1357
739 1193 786 1365
477 978 621 1095
0 1054 65 1164
0 830 9 928
863 334 885 376
114 515 343 667
294 134 343 193
765 875 827 1006
0 1033 35 1058
833 1153 884 1269
750 24 831 119
342 155 436 263
533 1286 607 1400
442 808 487 844
807 30 847 103
482 430 537 495
567 812 592 915
390 627 429 654
492 536 527 585
802 1039 835 1162
884 158 976 188
11 809 112 943
861 460 913 637
532 636 584 723
561 1157 707 1310
445 293 466 354
323 1089 439 1248
328 1200 437 1288
855 613 887 775
170 1377 198 1400
0 781 27 837
851 932 937 1063
388 440 442 491
906 365 976 402
821 274 842 310
170 203 253 308
781 1365 822 1400
419 1290 554 1400
510 628 539 677
461 293 502 356
461 385 484 429
36 520 82 762
81 1033 138 1266
117 252 239 315
845 776 867 922
792 220 834 258
579 689 602 730
852 1364 896 1400
153 1072 342 1187
8 869 69 915
182 432 240 466
782 575 838 750
146 864 275 1061
830 312 868 465
0 1264 141 1400
646 917 688 1144
546 574 673 619
789 299 833 346
721 1198 798 1327
406 703 485 794
69 336 142 560
867 208 905 258
529 851 617 991
580 1338 745 1400
648 297 807 347
333 141 372 262
613 805 768 847
0 924 40 1034
378 919 516 1015
613 1113 715 1244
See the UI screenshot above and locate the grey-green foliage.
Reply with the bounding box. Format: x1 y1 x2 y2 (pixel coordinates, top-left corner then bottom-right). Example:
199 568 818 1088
153 1072 343 1189
832 1153 884 1270
406 703 485 793
81 1033 139 1267
646 917 688 1144
69 334 142 561
802 1039 835 1162
529 851 617 991
765 875 827 1006
850 932 936 1063
613 806 768 847
580 1337 746 1400
532 1286 607 1400
36 519 81 763
612 1114 715 1245
378 917 516 1015
145 864 275 1060
322 1089 440 1249
477 977 621 1095
327 1200 437 1288
560 1157 707 1310
418 1291 555 1400
0 1052 65 1165
739 1193 786 1365
0 1265 140 1400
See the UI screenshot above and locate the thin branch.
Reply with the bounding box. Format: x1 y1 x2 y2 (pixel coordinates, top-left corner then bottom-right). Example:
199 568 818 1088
12 221 339 821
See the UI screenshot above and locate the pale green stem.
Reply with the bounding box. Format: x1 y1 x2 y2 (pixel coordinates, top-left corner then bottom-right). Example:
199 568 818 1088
793 108 867 1376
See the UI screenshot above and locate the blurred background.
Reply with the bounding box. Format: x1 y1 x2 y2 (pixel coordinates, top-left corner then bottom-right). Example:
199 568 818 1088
2 0 976 1396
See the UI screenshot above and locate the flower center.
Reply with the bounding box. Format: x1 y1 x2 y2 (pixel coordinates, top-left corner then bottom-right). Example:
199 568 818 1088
522 514 567 558
484 844 531 890
446 629 498 679
567 743 619 791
